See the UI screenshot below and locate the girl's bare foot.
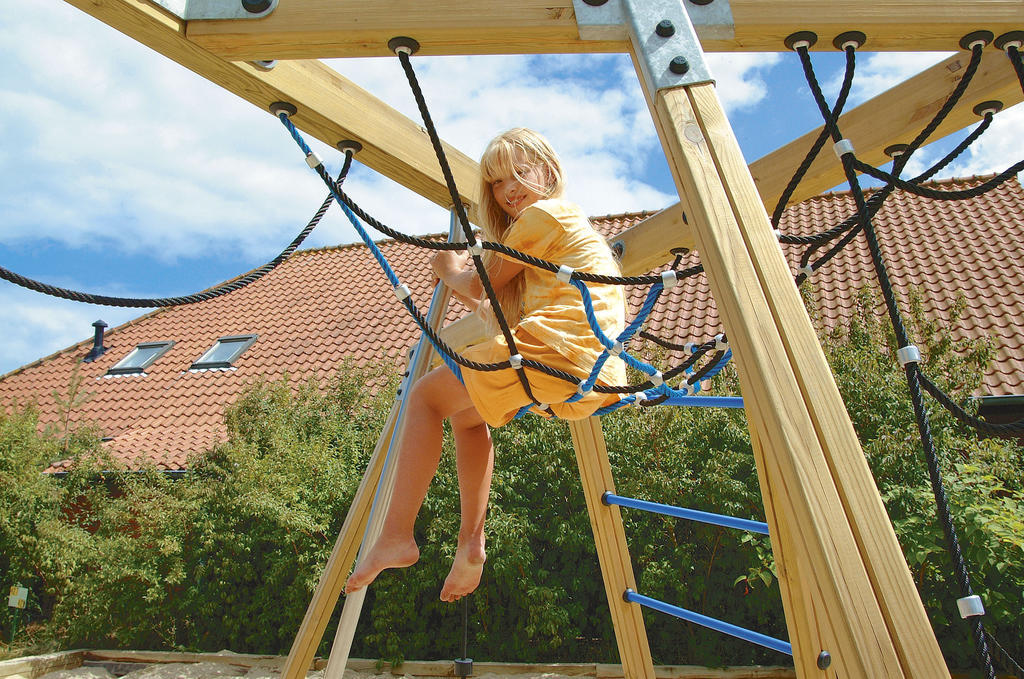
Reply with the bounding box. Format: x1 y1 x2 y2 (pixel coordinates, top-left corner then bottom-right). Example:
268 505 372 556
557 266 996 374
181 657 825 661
345 537 419 594
440 540 486 602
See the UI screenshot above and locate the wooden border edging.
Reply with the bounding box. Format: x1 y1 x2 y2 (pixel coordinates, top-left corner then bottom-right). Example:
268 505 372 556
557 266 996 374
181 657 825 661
1 652 797 679
0 651 86 679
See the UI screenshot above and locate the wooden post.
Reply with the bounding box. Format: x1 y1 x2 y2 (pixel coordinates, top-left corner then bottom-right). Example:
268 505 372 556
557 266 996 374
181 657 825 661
282 211 464 679
643 77 950 677
569 418 655 679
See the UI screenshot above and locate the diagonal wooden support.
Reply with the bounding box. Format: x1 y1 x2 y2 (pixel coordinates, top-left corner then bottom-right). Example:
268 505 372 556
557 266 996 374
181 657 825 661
281 211 464 679
568 418 654 679
649 78 950 677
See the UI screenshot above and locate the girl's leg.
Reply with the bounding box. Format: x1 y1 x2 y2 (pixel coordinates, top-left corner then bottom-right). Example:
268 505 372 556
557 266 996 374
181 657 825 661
440 406 493 602
345 365 474 594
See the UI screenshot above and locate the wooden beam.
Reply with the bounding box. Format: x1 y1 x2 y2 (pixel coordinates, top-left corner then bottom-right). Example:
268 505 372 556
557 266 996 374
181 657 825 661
61 0 480 210
569 418 655 679
651 76 949 676
749 48 1024 208
185 0 1023 60
0 651 85 679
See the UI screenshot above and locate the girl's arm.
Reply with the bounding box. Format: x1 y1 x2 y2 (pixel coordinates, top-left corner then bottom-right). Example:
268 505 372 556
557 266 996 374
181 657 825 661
432 251 525 304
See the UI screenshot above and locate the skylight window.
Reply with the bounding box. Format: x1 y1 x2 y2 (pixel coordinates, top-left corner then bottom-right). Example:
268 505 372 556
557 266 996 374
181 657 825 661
190 335 257 370
107 341 174 376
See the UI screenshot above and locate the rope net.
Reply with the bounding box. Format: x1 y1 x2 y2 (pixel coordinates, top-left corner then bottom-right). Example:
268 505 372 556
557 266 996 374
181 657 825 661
782 33 1024 678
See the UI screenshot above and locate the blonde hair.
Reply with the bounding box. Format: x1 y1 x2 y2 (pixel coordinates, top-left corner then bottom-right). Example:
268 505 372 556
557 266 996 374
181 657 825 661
476 128 565 332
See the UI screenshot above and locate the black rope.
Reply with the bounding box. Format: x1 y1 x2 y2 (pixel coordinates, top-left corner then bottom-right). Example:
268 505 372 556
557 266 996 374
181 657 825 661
917 371 1024 437
395 46 542 405
853 159 1024 200
1006 45 1024 92
387 47 722 406
771 44 857 228
793 111 994 284
0 159 353 308
795 42 998 678
986 630 1024 678
782 36 985 258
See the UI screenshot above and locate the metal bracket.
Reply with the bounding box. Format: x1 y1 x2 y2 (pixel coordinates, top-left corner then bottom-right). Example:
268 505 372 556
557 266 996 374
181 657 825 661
574 0 728 92
149 0 278 20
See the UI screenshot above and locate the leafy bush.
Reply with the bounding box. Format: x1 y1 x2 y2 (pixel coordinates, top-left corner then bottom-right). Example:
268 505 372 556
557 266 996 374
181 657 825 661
1 289 1021 672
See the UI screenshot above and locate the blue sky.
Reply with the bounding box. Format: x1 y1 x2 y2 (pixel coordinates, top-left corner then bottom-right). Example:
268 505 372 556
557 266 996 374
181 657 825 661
2 0 1022 376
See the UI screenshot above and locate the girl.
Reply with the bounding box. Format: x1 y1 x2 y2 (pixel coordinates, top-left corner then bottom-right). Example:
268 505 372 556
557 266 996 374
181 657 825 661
345 128 626 602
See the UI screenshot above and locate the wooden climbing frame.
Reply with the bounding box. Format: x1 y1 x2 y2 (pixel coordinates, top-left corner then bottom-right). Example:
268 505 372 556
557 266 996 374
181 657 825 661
57 1 1023 676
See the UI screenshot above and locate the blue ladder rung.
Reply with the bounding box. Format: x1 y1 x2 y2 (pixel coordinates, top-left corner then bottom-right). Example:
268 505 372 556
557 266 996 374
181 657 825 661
660 394 744 408
624 589 792 656
603 492 770 535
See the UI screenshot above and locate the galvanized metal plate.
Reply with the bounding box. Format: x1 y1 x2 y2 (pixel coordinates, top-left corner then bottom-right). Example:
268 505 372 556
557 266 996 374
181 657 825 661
574 0 733 41
148 0 278 20
573 0 722 91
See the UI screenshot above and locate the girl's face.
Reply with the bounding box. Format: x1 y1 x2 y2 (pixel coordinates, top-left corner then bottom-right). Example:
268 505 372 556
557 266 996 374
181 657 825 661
490 158 550 218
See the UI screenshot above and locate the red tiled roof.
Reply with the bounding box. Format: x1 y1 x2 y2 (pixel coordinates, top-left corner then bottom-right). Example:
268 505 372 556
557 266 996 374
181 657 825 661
2 175 1023 472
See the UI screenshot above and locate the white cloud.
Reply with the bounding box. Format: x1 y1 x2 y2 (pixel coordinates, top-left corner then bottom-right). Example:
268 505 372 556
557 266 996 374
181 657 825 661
706 52 783 111
0 2 794 376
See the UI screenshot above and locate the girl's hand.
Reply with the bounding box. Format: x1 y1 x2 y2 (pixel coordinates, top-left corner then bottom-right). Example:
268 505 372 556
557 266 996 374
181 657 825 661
431 250 470 282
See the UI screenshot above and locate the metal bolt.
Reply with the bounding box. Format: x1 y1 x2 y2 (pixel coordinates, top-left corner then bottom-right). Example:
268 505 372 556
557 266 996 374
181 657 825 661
582 0 608 5
656 20 675 38
817 651 832 670
689 0 714 5
669 56 690 75
241 0 272 13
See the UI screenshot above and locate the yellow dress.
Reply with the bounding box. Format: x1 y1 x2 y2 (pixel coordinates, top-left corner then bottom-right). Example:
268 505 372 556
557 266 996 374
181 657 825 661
461 198 627 427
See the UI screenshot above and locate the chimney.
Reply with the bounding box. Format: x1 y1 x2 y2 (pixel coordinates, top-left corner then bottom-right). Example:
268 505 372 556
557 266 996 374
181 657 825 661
83 320 108 363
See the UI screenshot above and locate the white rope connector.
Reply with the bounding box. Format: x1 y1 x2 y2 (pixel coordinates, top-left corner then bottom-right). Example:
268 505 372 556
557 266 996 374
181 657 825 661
650 371 664 387
773 228 783 241
792 39 812 50
467 243 484 257
661 270 679 289
684 341 697 354
576 381 592 396
680 382 694 396
537 403 551 412
509 354 523 369
833 139 855 159
715 333 728 351
957 595 985 619
897 345 921 367
608 341 624 357
799 264 814 278
305 151 323 169
556 265 575 282
394 284 411 302
634 391 647 406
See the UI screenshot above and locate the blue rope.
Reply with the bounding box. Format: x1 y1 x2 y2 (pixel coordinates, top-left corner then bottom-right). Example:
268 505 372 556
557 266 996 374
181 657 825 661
277 113 463 381
569 280 667 401
278 112 740 415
